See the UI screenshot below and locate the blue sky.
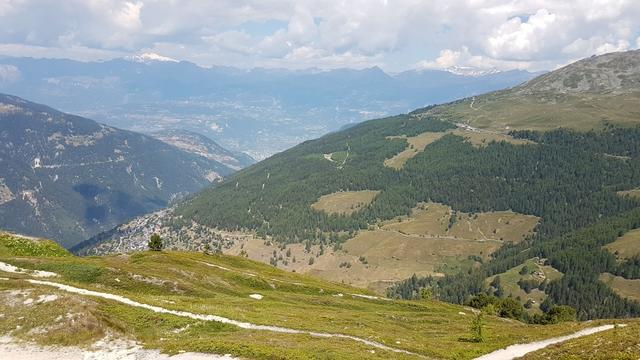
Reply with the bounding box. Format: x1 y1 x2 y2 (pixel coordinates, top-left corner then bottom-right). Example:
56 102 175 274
0 0 639 72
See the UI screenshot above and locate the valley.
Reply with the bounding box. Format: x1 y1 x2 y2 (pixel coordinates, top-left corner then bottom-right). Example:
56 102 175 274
72 52 640 330
0 94 248 247
0 0 640 356
1 37 640 358
0 57 539 159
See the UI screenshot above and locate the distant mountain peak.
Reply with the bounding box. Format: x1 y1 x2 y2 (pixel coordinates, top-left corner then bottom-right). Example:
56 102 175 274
444 66 502 77
516 49 640 95
126 52 179 64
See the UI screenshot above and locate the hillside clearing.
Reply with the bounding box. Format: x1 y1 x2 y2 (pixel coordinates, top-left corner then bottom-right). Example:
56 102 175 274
311 190 380 215
485 259 563 312
447 129 533 148
384 132 445 169
225 203 539 292
617 188 640 199
598 273 640 302
384 129 532 170
603 228 640 260
383 203 539 243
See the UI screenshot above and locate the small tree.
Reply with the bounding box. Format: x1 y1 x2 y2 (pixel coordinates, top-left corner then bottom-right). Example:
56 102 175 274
469 312 485 342
148 233 163 251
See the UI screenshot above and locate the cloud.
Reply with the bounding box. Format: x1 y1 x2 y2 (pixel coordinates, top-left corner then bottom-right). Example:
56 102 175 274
113 1 143 30
485 9 560 60
0 0 638 71
416 46 535 72
0 64 21 83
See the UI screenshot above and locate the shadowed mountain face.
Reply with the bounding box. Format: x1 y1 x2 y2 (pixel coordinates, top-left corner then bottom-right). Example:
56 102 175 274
0 56 539 159
0 93 236 247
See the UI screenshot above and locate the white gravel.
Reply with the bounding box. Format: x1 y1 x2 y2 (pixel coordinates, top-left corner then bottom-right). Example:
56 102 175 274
473 324 624 360
0 261 58 278
0 336 237 360
350 293 391 301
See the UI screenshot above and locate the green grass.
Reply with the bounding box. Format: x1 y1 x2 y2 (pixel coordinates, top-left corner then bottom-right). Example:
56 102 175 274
599 273 640 303
486 259 563 312
417 91 640 132
0 248 599 359
522 321 640 360
0 232 70 257
330 151 349 164
604 228 640 260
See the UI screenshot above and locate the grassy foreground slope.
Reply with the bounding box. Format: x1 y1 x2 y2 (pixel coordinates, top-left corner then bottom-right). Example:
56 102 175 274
523 321 640 360
0 233 607 360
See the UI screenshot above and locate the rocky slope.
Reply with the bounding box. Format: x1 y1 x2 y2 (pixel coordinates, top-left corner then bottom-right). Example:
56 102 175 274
0 94 235 247
150 129 254 171
415 50 640 131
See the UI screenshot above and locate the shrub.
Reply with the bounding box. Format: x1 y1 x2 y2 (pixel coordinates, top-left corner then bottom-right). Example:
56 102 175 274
148 233 163 251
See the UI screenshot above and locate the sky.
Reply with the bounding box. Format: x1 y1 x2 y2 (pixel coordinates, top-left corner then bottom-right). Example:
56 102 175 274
0 0 639 72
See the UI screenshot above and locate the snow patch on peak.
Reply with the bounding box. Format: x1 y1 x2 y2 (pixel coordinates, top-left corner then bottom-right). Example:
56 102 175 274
127 53 179 63
445 66 502 77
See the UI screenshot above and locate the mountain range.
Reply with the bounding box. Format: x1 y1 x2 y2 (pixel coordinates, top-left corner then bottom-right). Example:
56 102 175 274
78 50 640 321
0 94 251 247
0 55 540 159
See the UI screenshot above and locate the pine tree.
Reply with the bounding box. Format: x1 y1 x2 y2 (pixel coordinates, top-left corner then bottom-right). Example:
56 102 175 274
148 233 163 251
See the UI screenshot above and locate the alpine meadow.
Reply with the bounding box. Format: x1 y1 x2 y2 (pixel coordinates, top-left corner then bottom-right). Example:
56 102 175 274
2 2 640 359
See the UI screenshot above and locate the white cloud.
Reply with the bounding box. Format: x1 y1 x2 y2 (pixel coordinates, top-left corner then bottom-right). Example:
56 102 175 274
416 46 534 72
0 64 21 83
0 0 13 16
418 48 465 69
595 39 630 54
485 9 559 60
113 1 143 30
0 0 638 72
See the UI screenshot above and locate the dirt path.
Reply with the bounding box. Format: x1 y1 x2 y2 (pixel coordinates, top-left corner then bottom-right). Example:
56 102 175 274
18 278 423 358
473 324 624 360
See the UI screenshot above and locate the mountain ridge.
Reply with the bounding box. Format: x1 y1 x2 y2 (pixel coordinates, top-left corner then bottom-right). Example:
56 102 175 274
0 93 239 247
0 56 539 158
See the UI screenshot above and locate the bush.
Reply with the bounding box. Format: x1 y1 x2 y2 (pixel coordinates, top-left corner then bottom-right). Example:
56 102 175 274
469 312 485 342
498 297 525 320
467 293 499 309
148 233 163 251
545 305 577 323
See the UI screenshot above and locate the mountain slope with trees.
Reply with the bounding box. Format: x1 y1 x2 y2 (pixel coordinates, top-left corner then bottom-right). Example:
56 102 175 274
84 51 640 320
0 94 237 247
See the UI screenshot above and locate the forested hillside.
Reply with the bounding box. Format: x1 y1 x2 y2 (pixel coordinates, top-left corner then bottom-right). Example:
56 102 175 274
172 51 640 320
